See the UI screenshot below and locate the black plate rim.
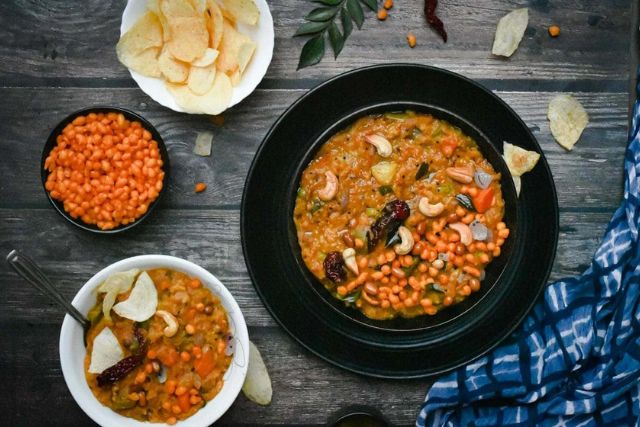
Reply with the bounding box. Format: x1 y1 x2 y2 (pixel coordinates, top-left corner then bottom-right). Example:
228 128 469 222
241 63 559 378
40 106 170 234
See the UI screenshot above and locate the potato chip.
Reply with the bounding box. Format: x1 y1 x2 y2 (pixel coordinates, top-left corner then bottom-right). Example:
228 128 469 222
229 69 241 86
548 94 589 150
512 175 521 196
119 46 162 78
161 0 196 18
492 8 528 57
117 12 163 56
242 341 272 406
166 72 232 114
113 271 158 322
158 46 189 82
160 0 208 62
98 269 140 320
88 327 124 374
206 0 225 50
503 142 540 177
192 48 219 67
221 0 260 25
158 10 172 42
189 0 207 14
148 0 161 14
166 16 209 62
188 63 217 95
217 19 253 74
194 131 213 156
237 39 256 74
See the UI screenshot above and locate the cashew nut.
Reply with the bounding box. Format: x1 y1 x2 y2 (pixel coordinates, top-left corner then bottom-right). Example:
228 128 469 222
449 222 473 245
155 310 178 337
446 166 474 183
364 282 378 295
342 247 359 275
362 289 380 306
365 134 393 158
317 171 338 201
418 197 445 217
393 226 414 255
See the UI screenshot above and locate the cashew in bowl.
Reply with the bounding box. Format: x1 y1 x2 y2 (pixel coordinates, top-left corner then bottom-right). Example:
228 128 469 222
318 171 338 201
449 222 473 245
446 166 475 183
365 134 393 157
393 226 414 255
418 197 444 217
155 310 178 337
342 248 359 275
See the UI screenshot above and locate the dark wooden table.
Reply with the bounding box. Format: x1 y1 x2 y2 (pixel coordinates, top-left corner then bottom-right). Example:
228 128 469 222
0 1 635 425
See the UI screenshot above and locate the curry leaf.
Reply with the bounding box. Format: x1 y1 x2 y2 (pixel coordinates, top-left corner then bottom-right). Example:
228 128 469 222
294 21 329 36
415 163 429 180
306 7 338 21
328 22 345 58
298 34 326 70
341 7 353 38
359 0 377 12
346 0 364 29
295 0 375 68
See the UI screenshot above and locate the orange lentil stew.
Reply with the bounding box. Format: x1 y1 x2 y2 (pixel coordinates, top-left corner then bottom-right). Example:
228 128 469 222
84 269 232 424
44 112 165 230
293 111 510 320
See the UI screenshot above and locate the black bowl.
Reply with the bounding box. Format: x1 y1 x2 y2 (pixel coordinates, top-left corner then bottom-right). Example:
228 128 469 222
41 107 169 234
289 103 519 333
242 64 559 378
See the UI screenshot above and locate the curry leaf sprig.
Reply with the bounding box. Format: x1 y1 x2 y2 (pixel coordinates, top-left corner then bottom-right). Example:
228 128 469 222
294 0 378 69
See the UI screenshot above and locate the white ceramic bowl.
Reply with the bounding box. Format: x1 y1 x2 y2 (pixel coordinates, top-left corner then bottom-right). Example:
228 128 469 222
59 255 249 427
120 0 274 113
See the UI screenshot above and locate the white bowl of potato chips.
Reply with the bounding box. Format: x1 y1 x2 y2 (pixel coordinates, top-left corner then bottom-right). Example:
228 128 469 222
117 0 274 115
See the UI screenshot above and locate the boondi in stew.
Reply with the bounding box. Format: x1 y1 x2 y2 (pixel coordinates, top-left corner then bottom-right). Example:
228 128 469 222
84 269 232 424
293 111 510 320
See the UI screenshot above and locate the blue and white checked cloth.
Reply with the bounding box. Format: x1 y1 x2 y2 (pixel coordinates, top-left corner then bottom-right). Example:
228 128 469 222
417 92 640 426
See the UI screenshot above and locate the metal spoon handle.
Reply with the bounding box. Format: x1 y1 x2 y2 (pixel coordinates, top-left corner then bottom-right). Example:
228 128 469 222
6 249 90 329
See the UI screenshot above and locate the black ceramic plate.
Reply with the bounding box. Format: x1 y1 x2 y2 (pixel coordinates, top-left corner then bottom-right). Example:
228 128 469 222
241 64 558 378
41 106 169 234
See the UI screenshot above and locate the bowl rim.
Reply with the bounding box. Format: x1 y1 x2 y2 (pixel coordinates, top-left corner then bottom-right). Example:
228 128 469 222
59 255 249 427
40 106 170 234
241 63 559 378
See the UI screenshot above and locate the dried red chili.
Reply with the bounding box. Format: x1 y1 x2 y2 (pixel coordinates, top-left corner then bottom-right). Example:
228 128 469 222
367 200 410 251
97 354 144 387
96 328 147 387
424 0 447 42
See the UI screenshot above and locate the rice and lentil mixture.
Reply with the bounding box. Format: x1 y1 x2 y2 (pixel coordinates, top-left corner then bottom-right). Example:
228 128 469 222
293 111 510 320
84 269 232 424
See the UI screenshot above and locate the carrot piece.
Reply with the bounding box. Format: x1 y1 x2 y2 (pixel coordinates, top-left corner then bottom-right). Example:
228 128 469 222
473 187 495 213
440 136 458 157
193 349 215 377
177 393 191 412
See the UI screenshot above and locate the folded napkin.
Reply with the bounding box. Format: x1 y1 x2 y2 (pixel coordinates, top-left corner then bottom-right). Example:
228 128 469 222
417 94 640 426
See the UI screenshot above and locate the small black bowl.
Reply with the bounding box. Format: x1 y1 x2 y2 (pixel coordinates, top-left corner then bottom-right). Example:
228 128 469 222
41 106 169 234
326 405 391 427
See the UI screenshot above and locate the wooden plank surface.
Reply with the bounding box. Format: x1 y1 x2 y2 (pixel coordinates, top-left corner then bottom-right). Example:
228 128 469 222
0 1 631 86
0 89 628 209
0 0 633 425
